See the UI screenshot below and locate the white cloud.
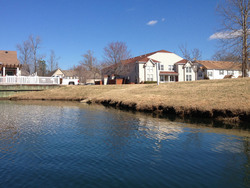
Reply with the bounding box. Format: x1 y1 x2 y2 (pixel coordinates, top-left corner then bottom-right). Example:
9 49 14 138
209 30 246 40
161 18 165 22
147 20 158 26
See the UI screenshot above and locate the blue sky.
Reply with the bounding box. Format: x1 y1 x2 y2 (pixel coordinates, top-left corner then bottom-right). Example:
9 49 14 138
0 0 221 70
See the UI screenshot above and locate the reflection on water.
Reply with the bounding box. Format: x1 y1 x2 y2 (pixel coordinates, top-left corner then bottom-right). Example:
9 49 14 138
0 101 249 188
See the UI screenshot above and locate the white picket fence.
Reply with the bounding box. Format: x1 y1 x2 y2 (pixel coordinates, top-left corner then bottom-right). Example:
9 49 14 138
0 76 60 85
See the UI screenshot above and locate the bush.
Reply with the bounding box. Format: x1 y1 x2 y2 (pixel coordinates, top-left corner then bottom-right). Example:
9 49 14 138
204 75 210 80
144 81 157 84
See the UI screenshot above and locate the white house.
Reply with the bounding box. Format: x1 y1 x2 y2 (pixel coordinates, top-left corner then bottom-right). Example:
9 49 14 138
174 59 197 82
195 60 243 80
46 69 79 79
102 50 197 84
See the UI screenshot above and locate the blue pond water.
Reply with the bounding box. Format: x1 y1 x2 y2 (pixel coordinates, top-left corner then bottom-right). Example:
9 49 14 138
0 101 249 188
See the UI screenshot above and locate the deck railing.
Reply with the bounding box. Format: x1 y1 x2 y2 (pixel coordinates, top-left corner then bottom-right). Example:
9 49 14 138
0 76 60 85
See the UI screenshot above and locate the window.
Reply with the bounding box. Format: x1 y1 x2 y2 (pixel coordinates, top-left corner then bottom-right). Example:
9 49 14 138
228 70 234 75
168 65 174 71
147 74 153 81
170 76 175 82
186 75 192 81
219 70 224 75
198 73 203 77
161 65 164 70
147 66 153 73
160 75 164 81
208 71 213 77
186 67 191 73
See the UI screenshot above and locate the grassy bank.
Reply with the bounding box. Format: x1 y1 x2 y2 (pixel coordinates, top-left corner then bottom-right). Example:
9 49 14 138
9 78 250 126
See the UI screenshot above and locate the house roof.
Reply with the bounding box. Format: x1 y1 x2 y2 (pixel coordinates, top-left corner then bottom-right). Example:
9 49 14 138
0 50 20 67
160 71 179 75
121 50 170 65
102 50 172 74
46 69 78 77
62 70 78 77
196 60 241 70
175 59 188 64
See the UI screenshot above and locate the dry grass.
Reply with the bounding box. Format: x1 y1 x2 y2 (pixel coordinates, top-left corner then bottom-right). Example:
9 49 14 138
9 78 250 125
11 78 250 111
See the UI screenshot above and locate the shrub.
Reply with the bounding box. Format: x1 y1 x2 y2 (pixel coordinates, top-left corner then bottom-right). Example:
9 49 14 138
144 81 157 84
204 75 210 80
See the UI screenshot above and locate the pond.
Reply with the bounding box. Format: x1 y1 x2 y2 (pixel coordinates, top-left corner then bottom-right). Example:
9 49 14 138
0 101 249 187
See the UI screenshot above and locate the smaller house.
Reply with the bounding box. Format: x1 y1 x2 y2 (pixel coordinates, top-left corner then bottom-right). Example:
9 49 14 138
195 60 242 80
174 59 197 82
85 71 102 84
46 69 79 79
0 51 21 76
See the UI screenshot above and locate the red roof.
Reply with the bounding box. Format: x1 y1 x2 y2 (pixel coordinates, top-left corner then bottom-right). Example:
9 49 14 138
196 60 241 70
120 49 171 65
102 50 171 72
175 59 188 64
160 71 178 75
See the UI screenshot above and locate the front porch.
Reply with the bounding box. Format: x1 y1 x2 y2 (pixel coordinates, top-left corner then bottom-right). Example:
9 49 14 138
0 64 21 76
159 72 178 83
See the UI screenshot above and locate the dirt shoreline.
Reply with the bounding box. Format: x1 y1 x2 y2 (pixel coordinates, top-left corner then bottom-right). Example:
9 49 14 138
8 96 250 128
6 78 250 128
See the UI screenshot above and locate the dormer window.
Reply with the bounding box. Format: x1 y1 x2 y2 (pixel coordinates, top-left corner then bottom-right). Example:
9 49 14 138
147 66 153 72
168 65 174 71
186 67 192 73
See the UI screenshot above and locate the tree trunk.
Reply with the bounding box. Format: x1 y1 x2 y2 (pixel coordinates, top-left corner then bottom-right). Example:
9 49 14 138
242 4 248 77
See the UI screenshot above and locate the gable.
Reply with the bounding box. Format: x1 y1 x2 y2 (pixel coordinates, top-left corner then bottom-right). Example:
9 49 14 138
148 52 183 65
52 69 64 77
145 59 156 67
183 60 193 68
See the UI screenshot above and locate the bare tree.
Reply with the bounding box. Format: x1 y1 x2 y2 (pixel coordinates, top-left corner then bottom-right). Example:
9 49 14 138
29 35 42 73
48 50 60 71
216 0 250 77
103 41 131 66
74 65 87 83
17 40 31 74
80 50 97 71
179 44 202 61
76 50 101 83
212 50 241 61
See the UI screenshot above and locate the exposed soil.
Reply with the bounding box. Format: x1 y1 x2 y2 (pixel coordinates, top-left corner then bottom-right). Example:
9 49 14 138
7 78 250 128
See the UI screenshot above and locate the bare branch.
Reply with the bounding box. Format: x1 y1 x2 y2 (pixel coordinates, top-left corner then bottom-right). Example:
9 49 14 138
47 50 60 71
103 41 131 66
215 0 250 76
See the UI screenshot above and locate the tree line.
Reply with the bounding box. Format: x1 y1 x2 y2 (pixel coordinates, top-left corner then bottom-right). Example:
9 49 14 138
17 35 59 76
17 0 249 79
180 0 249 77
17 35 131 80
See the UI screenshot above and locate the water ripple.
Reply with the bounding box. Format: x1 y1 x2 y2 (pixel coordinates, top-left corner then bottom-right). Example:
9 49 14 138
0 101 249 188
